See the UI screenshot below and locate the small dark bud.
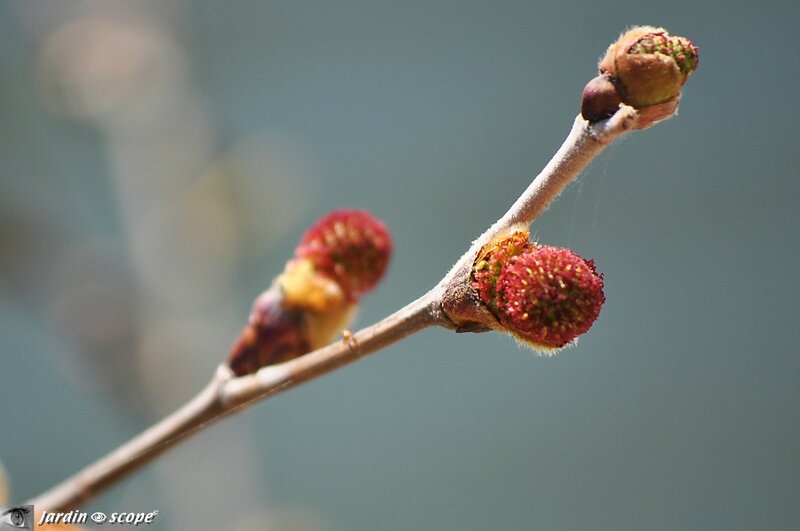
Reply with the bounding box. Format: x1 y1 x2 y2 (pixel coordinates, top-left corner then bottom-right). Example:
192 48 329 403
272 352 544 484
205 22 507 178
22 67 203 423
581 74 622 123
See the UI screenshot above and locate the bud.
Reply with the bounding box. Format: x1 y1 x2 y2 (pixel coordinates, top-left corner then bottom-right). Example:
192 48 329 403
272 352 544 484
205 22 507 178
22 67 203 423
472 230 530 315
227 209 392 375
279 258 348 313
472 235 605 351
227 289 311 376
581 73 622 123
294 209 392 301
600 26 697 108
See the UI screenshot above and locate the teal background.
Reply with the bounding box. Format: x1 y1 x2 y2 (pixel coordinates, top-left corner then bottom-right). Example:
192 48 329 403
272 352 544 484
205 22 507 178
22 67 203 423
1 1 799 530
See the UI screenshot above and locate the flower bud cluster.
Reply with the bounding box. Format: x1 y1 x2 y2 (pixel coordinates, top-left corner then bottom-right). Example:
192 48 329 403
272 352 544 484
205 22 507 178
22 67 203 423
472 232 605 351
228 209 392 375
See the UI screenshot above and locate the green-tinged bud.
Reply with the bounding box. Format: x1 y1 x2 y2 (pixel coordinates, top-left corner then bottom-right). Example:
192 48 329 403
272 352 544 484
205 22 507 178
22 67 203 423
583 26 698 126
600 26 698 108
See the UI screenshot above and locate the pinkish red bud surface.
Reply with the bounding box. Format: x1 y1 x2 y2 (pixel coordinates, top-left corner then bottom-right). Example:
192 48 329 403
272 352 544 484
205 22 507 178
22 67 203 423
495 245 605 349
473 235 605 350
295 209 392 301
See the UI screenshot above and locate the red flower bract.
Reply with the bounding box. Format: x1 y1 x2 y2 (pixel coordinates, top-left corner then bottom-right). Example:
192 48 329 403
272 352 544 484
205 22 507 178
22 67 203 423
294 209 392 300
495 245 605 349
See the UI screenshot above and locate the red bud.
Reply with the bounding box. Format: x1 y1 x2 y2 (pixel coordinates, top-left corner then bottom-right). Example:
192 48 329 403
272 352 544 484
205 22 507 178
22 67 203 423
295 209 392 300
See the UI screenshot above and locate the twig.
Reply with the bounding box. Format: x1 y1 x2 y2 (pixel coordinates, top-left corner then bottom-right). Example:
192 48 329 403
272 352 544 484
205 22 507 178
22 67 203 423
30 107 642 512
31 294 440 512
29 372 226 513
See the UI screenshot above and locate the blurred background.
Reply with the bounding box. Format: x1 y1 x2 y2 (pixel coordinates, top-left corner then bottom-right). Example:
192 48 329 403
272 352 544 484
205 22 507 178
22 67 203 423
1 1 798 530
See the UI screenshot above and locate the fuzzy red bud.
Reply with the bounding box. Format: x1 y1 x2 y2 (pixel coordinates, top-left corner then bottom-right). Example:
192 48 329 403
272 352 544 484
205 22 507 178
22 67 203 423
294 209 392 301
227 209 391 375
473 236 605 351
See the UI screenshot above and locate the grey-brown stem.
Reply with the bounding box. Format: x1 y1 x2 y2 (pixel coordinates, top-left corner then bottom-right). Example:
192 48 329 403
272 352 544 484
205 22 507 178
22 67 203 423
30 369 229 512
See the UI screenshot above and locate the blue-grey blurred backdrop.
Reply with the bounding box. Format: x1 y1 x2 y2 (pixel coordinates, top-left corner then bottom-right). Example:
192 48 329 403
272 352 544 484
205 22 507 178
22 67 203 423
1 1 798 530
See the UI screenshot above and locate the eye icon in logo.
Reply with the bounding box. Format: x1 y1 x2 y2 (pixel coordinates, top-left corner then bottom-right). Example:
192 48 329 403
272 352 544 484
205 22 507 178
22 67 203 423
90 512 107 524
9 509 26 527
0 505 32 530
